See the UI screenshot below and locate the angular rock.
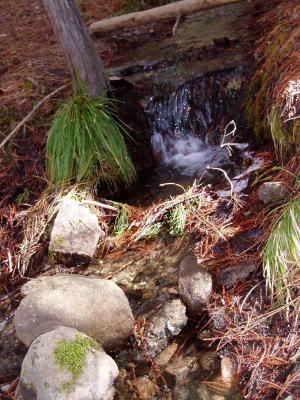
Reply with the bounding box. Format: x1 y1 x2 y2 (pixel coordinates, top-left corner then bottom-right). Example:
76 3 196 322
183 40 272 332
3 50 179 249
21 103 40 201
154 342 179 367
164 355 200 388
258 182 288 204
164 352 241 400
14 275 134 349
49 198 104 263
217 263 257 289
178 255 212 315
146 300 187 357
15 326 119 400
134 376 157 400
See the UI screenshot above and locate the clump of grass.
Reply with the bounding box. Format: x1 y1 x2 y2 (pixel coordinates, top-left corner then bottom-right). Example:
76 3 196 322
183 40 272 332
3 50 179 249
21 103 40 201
54 334 98 393
137 222 162 240
169 203 188 237
46 94 136 187
113 205 130 238
267 105 289 161
263 197 300 306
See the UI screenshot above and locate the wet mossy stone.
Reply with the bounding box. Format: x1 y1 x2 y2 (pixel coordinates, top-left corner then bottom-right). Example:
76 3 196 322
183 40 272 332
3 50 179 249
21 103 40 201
178 254 213 315
15 326 119 400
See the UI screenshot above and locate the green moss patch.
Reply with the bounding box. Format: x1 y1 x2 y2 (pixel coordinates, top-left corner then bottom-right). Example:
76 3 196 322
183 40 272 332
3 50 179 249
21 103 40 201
54 334 98 392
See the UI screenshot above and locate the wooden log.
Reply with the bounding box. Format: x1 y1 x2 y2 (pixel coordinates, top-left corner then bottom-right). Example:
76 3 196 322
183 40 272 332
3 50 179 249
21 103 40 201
42 0 108 98
90 0 243 34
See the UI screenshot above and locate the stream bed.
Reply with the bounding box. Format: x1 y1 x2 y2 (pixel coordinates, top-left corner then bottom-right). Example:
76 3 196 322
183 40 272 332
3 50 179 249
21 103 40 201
1 1 285 400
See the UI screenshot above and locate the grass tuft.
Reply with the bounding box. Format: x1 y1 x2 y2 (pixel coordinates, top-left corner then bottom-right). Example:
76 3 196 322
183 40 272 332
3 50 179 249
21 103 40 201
263 197 300 306
267 105 289 161
137 222 162 240
46 94 136 187
169 203 188 237
113 205 130 238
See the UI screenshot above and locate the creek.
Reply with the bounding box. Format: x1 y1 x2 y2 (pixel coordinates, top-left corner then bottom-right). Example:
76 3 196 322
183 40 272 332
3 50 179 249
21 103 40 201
0 2 266 399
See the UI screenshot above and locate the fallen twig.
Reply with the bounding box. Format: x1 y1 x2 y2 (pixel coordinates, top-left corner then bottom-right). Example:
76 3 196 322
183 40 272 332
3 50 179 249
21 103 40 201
207 166 234 202
89 0 243 34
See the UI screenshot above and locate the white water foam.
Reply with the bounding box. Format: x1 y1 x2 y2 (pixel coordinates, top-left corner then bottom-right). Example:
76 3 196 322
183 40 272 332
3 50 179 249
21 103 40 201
151 131 229 176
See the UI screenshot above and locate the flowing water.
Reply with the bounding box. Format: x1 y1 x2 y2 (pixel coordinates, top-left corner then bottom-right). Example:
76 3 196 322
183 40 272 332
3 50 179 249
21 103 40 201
148 74 240 177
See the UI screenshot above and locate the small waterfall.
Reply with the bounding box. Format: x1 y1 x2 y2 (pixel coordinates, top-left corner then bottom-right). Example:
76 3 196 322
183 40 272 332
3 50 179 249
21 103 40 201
148 74 240 176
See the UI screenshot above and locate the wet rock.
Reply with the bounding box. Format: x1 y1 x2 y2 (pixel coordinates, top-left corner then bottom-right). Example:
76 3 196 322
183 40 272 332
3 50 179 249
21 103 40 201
14 275 134 349
49 198 104 263
0 383 10 395
199 351 218 372
217 263 257 289
164 355 201 388
258 182 288 204
164 352 240 400
155 342 179 367
0 316 27 382
163 355 213 399
146 299 187 357
15 326 119 400
134 376 158 400
209 310 228 332
178 255 212 315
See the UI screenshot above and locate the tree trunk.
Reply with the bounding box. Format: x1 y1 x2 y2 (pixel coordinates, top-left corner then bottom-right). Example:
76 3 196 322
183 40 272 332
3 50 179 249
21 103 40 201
89 0 243 34
42 0 107 99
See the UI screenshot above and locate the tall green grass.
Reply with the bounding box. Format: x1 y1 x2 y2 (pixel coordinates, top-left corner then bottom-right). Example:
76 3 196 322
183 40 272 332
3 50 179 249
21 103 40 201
46 94 136 187
263 197 300 306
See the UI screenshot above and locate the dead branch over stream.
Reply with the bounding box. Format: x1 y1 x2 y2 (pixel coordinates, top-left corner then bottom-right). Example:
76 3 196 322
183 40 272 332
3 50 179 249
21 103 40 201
89 0 243 33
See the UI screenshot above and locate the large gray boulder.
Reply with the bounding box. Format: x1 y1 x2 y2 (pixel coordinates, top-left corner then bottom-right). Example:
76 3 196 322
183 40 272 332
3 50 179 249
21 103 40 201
14 275 134 349
146 299 187 357
15 326 119 400
49 198 104 263
258 182 288 204
178 255 212 315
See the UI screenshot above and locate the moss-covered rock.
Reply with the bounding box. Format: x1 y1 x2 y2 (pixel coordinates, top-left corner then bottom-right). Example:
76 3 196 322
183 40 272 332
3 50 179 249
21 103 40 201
54 334 99 392
15 326 119 400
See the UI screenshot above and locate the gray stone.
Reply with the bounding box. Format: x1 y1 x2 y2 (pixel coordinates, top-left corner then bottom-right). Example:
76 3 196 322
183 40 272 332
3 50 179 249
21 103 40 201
258 182 288 204
146 300 187 357
49 198 104 263
15 326 119 400
14 275 134 349
217 263 257 289
178 255 212 315
0 316 27 382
